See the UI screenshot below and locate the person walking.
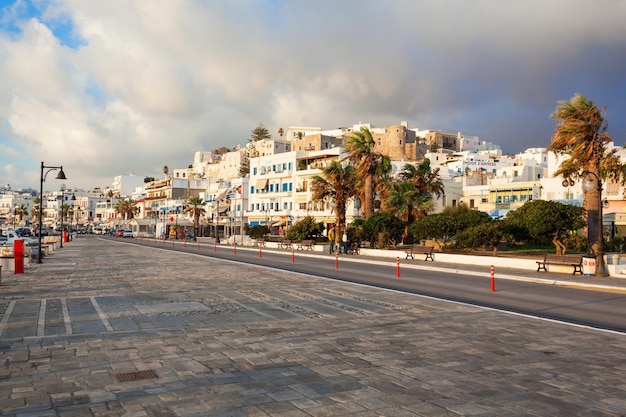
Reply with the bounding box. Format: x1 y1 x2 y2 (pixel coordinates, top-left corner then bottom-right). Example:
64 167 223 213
342 230 349 254
328 226 335 254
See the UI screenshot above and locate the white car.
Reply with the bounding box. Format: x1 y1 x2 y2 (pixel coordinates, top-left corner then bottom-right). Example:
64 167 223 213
123 230 134 238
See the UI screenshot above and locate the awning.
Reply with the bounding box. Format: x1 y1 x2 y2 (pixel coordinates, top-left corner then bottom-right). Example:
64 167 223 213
255 179 268 189
273 221 286 227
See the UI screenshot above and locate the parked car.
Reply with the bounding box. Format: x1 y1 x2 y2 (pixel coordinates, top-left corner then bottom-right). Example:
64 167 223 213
114 230 124 237
123 230 133 238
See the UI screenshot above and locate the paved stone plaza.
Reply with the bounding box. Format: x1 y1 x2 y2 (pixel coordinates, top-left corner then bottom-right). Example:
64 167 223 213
1 238 625 416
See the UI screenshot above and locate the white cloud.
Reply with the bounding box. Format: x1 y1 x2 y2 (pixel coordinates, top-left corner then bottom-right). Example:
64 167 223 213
1 0 625 190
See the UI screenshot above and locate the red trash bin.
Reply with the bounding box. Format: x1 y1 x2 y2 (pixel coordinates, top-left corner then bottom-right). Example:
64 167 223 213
63 230 68 243
13 239 24 274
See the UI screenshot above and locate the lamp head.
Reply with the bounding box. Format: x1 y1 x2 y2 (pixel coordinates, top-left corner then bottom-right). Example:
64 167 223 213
55 167 67 180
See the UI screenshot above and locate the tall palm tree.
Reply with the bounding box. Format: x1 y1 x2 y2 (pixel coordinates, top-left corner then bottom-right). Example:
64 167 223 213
163 165 169 178
398 159 445 200
311 161 357 246
344 127 388 219
184 196 206 237
387 181 434 243
548 93 620 276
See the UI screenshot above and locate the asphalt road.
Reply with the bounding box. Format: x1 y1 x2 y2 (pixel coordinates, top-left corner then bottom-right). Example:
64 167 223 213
115 237 626 333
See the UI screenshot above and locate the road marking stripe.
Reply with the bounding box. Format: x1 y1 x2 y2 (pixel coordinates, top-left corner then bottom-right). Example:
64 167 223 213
90 296 113 331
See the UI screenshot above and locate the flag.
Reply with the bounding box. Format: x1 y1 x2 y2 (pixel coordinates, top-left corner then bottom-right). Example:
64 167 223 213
169 216 174 222
236 185 242 194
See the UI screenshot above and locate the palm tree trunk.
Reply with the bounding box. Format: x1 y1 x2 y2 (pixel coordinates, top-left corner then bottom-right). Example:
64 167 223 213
585 170 607 276
364 174 373 218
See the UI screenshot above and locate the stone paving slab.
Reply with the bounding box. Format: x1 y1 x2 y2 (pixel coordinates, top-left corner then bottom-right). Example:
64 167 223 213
0 237 625 416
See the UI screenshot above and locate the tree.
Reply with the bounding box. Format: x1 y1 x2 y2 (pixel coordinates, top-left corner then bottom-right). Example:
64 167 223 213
13 204 28 223
184 196 206 238
398 159 445 205
503 200 585 254
31 197 40 224
411 212 458 245
359 212 404 249
162 165 169 177
455 222 503 255
285 216 323 241
247 225 270 240
344 127 389 219
548 94 620 269
277 127 284 137
386 181 434 243
144 177 155 183
250 123 272 142
311 161 357 247
114 199 138 220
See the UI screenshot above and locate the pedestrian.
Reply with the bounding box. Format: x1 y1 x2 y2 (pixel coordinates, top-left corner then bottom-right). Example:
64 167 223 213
328 226 335 254
342 230 349 254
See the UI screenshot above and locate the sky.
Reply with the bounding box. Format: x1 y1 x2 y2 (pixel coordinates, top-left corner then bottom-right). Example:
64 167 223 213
1 0 625 192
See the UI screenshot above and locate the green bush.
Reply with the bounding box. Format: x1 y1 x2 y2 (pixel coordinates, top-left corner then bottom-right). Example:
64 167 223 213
285 216 324 241
247 225 270 240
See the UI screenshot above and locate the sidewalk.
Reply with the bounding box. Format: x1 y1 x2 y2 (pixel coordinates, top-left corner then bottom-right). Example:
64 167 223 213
1 237 625 416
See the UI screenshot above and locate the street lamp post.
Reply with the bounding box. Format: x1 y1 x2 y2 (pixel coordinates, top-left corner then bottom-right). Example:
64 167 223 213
38 162 67 263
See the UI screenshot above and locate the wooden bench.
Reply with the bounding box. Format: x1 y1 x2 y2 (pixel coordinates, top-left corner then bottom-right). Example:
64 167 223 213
405 245 435 261
536 254 583 275
296 240 314 251
347 242 360 255
277 239 293 249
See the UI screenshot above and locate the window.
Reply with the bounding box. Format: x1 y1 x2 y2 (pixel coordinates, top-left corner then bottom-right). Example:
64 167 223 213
289 183 292 191
253 167 257 175
250 186 255 194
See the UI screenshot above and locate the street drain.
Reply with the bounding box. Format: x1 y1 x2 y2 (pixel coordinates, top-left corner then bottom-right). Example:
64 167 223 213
113 369 158 383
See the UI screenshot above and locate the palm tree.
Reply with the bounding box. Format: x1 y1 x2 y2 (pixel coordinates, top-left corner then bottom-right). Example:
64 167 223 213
311 161 357 246
31 197 41 224
387 181 435 243
343 127 388 219
548 93 620 276
114 199 138 220
184 196 206 237
398 159 445 200
163 165 169 178
14 204 28 224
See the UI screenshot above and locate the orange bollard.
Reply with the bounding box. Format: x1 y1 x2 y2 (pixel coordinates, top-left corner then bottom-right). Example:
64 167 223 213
291 247 295 263
335 251 339 269
259 246 262 258
491 265 495 292
234 243 237 255
396 256 400 278
214 240 217 252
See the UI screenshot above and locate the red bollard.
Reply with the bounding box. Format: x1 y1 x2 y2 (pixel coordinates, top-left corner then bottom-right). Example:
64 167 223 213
197 241 200 250
291 247 295 263
335 251 339 269
234 243 237 255
490 265 495 292
13 239 24 274
396 256 400 278
259 246 262 258
214 240 217 252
